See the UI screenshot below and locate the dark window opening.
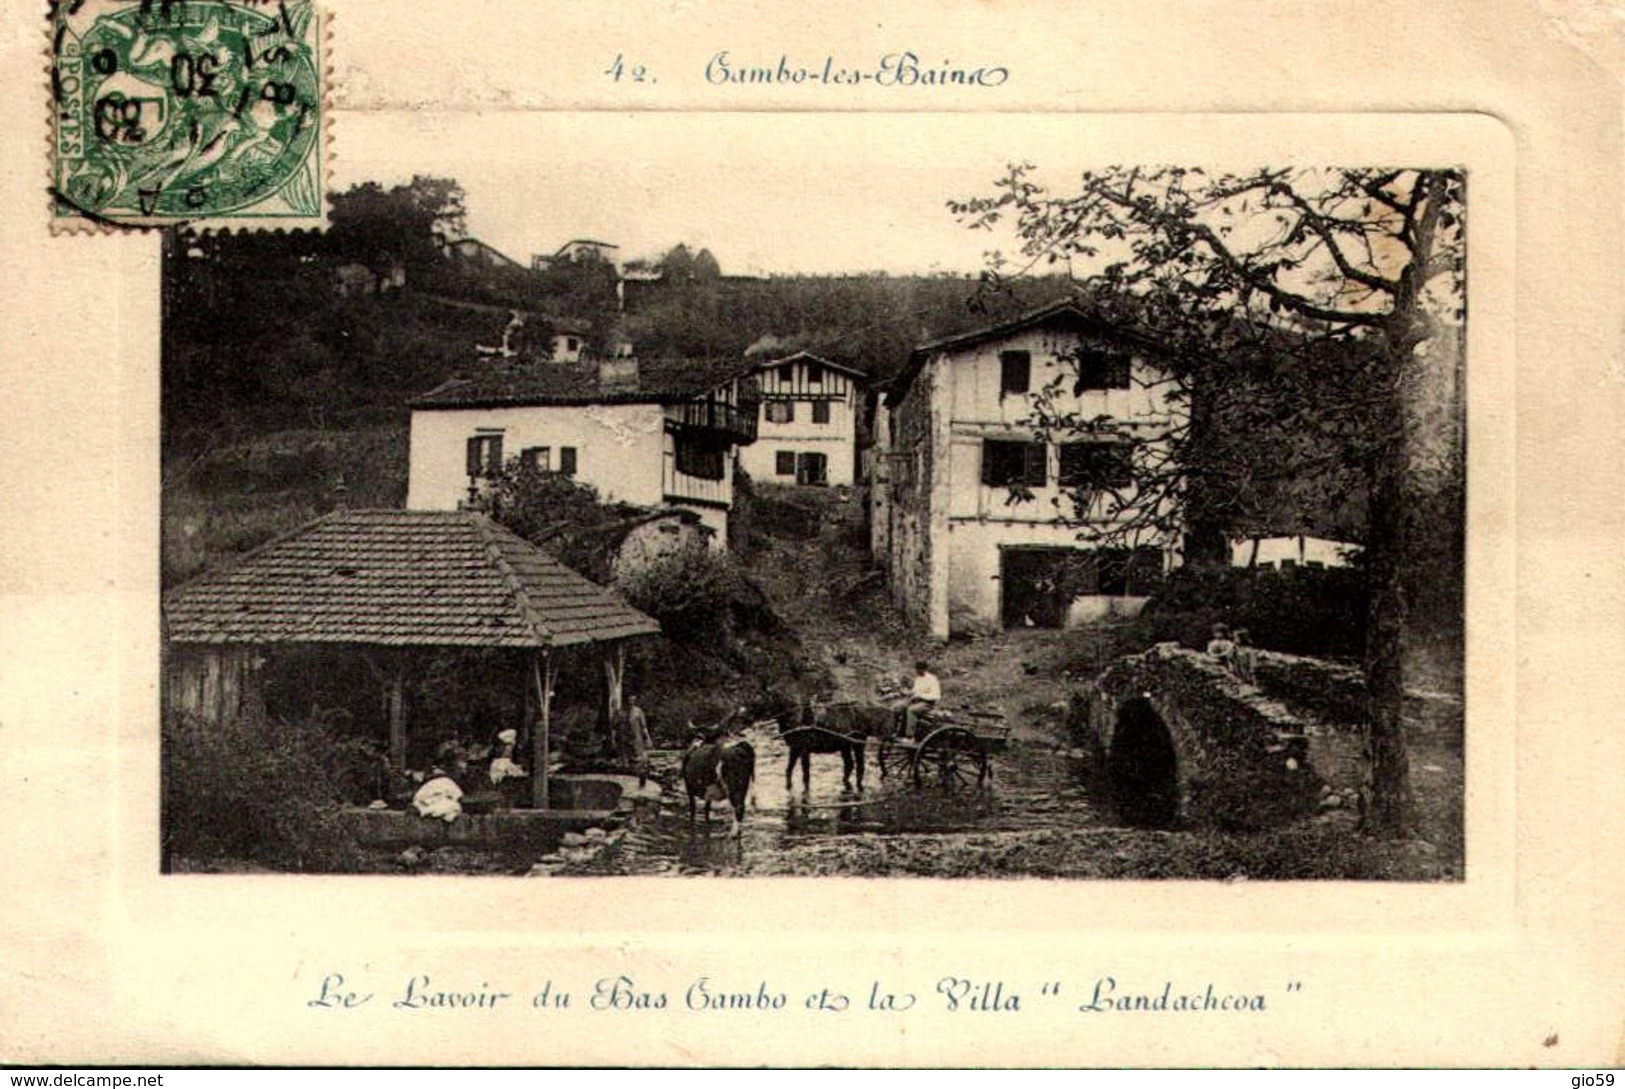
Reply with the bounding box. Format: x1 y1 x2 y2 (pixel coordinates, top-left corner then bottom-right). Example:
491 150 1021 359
1058 441 1133 489
982 440 1046 488
558 447 577 476
778 363 794 381
466 434 503 478
1094 546 1163 596
812 400 831 424
806 362 823 384
999 350 1031 396
519 446 550 472
796 452 828 486
775 450 796 476
674 434 726 481
1074 347 1132 392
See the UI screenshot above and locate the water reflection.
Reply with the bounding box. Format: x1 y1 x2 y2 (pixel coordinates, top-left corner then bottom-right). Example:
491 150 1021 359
564 727 1104 876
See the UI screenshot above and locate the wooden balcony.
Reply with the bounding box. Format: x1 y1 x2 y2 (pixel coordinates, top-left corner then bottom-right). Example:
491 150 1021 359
667 396 760 445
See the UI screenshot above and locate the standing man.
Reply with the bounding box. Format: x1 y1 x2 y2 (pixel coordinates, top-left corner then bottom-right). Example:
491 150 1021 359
904 660 941 739
627 694 653 789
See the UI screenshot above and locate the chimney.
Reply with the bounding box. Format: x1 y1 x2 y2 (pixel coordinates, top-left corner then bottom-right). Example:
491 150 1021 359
598 357 638 390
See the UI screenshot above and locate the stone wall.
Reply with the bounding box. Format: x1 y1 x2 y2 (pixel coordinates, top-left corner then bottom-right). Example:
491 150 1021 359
1252 649 1464 744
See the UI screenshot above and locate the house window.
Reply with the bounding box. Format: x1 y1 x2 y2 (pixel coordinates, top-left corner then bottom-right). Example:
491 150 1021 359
519 446 550 472
812 401 831 425
775 451 797 476
1095 547 1164 595
566 337 580 353
1074 347 1132 392
1058 441 1133 489
806 362 823 384
466 434 503 478
558 447 577 476
778 363 794 382
674 434 726 481
982 440 1046 488
765 400 795 424
999 350 1031 397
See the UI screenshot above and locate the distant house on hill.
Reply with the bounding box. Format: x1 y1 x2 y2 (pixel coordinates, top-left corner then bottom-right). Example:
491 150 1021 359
872 299 1181 640
407 356 761 545
442 236 526 270
547 316 592 363
333 260 406 297
534 239 621 269
736 351 866 488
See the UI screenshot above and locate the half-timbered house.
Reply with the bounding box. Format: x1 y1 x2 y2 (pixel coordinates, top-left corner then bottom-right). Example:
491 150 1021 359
737 351 866 487
872 300 1182 639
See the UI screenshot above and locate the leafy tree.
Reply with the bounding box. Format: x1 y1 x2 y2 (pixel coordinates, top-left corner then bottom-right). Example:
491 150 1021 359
473 459 622 581
952 165 1465 836
328 174 467 277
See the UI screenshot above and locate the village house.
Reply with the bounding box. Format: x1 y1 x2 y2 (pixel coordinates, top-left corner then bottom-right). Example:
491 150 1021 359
440 235 528 270
407 356 760 546
872 300 1181 640
736 351 866 487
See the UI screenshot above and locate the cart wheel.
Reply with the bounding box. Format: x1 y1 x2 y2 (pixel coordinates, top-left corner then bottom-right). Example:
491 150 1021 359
911 727 983 791
877 736 914 781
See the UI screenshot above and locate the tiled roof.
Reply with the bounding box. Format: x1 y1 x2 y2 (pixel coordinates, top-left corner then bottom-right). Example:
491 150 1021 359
163 510 660 649
409 356 755 409
888 298 1158 402
752 351 869 381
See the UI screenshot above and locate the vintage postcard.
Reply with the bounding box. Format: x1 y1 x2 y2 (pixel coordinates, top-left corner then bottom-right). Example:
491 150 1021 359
2 0 1622 1070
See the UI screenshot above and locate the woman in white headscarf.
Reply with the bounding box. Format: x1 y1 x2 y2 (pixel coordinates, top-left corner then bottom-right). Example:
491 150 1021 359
488 728 528 784
411 768 464 822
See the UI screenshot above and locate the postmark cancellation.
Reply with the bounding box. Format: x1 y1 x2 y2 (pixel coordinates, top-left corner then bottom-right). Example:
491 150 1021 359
50 0 326 231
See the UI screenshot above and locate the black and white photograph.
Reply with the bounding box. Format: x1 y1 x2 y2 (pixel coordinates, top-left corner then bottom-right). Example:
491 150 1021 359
158 114 1465 881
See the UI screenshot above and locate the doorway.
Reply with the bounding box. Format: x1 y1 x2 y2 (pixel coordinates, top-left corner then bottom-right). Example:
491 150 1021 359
1000 547 1072 628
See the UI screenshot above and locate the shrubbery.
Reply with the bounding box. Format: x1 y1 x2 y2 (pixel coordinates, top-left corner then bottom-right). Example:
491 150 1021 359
619 542 747 645
1136 564 1367 660
162 711 365 872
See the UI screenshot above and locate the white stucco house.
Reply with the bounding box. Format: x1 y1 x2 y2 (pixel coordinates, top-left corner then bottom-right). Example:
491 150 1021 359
872 300 1182 640
1232 535 1361 570
407 356 761 545
735 351 866 487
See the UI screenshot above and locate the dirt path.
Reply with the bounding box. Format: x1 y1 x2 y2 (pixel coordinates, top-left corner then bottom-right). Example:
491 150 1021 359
745 487 1123 745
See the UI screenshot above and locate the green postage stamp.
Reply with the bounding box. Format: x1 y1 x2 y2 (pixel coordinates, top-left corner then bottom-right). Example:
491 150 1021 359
50 0 326 231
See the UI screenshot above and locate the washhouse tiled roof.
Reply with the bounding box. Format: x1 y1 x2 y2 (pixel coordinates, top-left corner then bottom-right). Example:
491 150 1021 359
163 509 660 649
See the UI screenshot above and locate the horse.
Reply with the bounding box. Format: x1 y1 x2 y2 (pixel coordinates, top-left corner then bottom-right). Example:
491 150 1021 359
682 738 757 837
780 700 889 794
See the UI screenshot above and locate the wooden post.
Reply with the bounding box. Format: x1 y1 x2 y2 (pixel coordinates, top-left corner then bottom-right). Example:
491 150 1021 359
604 642 626 756
531 651 554 809
387 655 407 774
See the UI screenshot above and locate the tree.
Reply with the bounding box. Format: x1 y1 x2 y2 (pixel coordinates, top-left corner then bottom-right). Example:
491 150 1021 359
328 175 467 275
952 166 1465 837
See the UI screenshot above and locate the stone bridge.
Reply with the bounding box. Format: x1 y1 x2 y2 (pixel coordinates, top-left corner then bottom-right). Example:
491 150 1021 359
1069 643 1337 829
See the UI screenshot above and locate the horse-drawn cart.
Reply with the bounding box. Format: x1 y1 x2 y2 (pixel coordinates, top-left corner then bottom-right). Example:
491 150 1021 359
877 708 1011 789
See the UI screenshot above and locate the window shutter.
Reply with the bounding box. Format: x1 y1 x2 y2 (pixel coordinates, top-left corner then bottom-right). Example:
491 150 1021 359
1107 444 1132 487
466 437 481 477
981 441 999 486
812 401 830 424
489 436 502 474
776 451 796 475
1109 354 1132 390
1023 443 1048 487
999 351 1031 396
